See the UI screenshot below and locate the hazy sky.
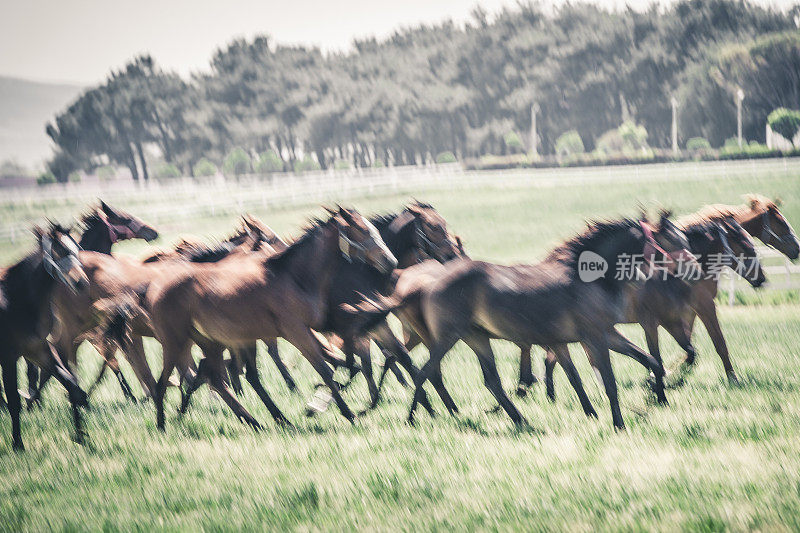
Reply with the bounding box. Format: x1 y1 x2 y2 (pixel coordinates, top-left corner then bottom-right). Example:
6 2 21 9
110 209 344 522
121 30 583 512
1 0 796 85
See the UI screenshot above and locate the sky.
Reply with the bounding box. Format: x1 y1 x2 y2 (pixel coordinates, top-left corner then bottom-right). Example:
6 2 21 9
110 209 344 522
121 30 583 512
1 0 796 85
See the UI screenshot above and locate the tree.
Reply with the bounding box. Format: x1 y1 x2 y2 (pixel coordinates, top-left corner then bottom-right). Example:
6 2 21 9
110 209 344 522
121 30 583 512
555 130 585 158
767 107 800 144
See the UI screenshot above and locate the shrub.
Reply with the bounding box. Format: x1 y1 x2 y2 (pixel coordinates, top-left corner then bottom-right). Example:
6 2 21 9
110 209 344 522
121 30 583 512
68 171 81 183
293 155 321 173
0 160 30 178
37 172 56 186
723 137 740 149
767 108 800 144
96 165 116 181
555 130 585 158
504 131 525 154
435 151 457 164
333 159 352 170
686 137 712 152
153 162 181 179
192 158 218 177
253 150 283 173
618 121 648 151
222 147 251 176
372 159 385 168
595 129 624 154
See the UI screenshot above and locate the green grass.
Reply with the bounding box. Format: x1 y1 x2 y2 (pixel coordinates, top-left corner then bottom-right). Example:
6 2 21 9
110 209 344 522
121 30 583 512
1 165 799 530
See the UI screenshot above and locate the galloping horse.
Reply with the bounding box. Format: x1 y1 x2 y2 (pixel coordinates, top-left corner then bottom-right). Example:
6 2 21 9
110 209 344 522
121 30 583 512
0 223 90 451
392 212 697 429
537 217 765 412
145 207 397 431
25 202 158 402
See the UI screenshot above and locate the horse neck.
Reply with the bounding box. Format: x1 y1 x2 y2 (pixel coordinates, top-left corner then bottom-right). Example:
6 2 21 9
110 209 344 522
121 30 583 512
733 209 764 242
378 214 419 268
276 226 340 300
6 252 57 318
588 226 641 291
686 228 721 272
79 221 114 254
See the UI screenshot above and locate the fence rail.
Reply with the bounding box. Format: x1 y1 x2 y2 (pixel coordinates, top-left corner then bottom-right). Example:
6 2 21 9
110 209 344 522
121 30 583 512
3 156 800 244
2 157 798 303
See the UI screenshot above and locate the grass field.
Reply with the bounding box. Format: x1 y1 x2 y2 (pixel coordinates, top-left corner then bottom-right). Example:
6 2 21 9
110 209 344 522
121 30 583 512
1 165 799 530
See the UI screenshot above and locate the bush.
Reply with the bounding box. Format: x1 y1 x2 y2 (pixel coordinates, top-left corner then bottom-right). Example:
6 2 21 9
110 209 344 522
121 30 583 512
333 159 352 170
555 130 585 158
192 158 218 177
435 151 457 164
686 137 711 152
293 155 321 173
595 129 624 154
68 171 81 183
253 150 283 173
767 108 800 144
153 162 181 179
618 121 648 151
222 147 251 176
723 137 740 149
0 160 30 178
96 165 116 181
504 131 525 154
37 172 56 186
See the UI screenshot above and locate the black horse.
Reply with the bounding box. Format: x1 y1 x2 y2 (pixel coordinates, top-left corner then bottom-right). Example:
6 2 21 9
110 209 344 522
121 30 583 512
0 223 90 451
25 201 158 402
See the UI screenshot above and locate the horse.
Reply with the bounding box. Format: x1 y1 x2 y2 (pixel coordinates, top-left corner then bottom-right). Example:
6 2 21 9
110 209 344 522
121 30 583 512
389 212 697 430
28 216 267 405
24 201 158 401
537 217 765 412
224 202 465 411
0 223 90 451
144 207 397 431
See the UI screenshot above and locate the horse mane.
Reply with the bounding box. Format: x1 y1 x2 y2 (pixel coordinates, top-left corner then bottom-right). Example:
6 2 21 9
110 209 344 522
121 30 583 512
77 208 103 230
369 212 400 231
678 194 777 228
546 218 638 265
264 215 334 269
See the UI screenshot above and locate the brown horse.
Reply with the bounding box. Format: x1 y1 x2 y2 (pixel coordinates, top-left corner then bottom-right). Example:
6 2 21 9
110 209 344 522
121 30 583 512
24 202 159 402
30 216 265 405
389 212 697 429
0 223 90 450
145 207 397 431
537 217 765 411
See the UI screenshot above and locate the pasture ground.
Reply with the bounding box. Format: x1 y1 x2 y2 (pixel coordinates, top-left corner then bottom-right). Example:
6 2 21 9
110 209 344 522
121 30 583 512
1 165 799 531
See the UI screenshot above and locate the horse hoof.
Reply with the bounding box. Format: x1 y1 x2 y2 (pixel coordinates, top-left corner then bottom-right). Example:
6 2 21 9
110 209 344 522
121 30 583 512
515 385 528 398
614 424 626 432
485 405 503 415
586 409 598 419
12 441 25 452
727 373 741 386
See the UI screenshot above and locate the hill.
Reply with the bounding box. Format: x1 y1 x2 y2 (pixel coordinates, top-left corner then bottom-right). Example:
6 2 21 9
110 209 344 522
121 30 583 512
0 75 83 168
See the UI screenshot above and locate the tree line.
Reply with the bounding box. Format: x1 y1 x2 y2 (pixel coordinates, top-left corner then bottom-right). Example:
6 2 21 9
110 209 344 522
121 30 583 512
44 0 800 181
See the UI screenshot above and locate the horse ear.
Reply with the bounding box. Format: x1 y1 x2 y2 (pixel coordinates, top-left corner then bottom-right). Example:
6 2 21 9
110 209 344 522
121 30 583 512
747 195 761 209
99 200 113 215
406 204 425 217
31 225 45 241
774 197 783 207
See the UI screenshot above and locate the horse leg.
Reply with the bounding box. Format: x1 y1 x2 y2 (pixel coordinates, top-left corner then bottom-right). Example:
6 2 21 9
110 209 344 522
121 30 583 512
123 335 156 398
662 320 696 367
607 328 668 405
39 343 88 444
403 325 423 352
352 336 380 410
227 348 246 396
550 344 597 418
0 373 6 410
516 344 538 397
463 334 527 426
544 349 557 402
370 322 435 415
90 339 137 403
695 301 738 383
25 362 38 400
86 360 109 399
243 354 292 427
23 340 73 408
178 358 210 415
202 346 261 430
585 338 624 430
2 361 23 451
408 335 459 425
265 338 297 393
288 324 355 423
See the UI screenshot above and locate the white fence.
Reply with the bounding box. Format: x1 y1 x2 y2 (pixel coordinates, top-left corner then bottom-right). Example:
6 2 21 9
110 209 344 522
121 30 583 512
2 157 798 302
723 247 800 305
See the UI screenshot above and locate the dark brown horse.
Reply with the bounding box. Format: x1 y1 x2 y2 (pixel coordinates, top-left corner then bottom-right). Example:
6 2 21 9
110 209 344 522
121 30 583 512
145 207 397 431
25 202 159 402
537 217 765 411
391 213 697 429
0 223 90 451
